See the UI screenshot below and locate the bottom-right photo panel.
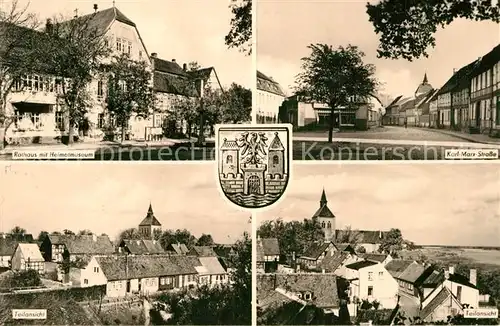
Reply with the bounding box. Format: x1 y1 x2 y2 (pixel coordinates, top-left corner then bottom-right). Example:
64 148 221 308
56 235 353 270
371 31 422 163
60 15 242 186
256 163 500 325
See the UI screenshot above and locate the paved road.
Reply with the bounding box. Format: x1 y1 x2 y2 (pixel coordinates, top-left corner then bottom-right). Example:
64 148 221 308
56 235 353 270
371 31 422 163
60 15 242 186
296 126 473 142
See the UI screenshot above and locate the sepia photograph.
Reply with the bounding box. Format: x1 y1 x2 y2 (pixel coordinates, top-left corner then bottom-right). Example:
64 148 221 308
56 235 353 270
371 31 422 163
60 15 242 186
0 163 251 324
256 163 500 325
257 0 500 160
0 0 252 161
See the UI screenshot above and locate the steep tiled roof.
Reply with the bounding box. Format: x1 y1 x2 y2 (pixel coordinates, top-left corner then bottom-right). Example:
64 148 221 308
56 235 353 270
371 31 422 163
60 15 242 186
398 262 426 283
189 246 217 257
386 95 403 108
472 44 500 77
220 139 239 150
61 7 136 37
0 234 34 256
17 243 44 261
198 256 227 275
335 243 355 253
96 254 198 281
48 234 114 255
301 242 332 260
121 239 164 255
169 243 189 255
188 67 213 81
385 259 414 279
420 287 461 320
257 70 286 97
436 59 480 96
345 260 378 270
312 205 335 218
152 57 187 76
139 204 162 226
257 274 341 309
335 230 388 244
258 238 280 257
449 272 478 289
361 253 389 263
422 269 444 287
318 251 349 272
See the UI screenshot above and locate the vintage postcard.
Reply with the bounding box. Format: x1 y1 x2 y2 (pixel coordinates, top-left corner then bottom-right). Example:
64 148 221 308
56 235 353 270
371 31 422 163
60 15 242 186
0 0 251 161
0 163 251 325
256 0 500 160
216 124 292 210
256 163 500 325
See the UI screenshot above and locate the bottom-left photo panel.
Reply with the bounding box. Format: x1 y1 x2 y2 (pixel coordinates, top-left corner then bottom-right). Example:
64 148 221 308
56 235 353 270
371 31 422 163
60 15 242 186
0 163 251 325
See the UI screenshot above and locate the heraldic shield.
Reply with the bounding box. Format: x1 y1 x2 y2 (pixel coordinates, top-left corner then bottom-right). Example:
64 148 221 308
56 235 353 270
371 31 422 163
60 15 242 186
216 124 292 210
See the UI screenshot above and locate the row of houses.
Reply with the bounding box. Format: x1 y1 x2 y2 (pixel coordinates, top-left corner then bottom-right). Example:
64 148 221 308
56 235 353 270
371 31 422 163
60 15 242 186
0 204 236 297
4 5 223 145
257 239 488 324
383 44 500 137
256 70 384 130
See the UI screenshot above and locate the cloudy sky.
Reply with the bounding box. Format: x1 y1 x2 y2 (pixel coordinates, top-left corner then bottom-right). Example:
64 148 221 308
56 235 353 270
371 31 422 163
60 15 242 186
257 0 499 98
14 0 251 88
0 163 250 243
258 163 500 247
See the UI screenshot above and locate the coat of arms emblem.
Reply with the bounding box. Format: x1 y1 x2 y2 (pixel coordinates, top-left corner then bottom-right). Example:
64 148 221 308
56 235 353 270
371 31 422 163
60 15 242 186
215 124 292 209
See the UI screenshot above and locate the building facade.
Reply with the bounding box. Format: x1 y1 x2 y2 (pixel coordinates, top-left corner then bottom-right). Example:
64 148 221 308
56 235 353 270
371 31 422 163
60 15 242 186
256 71 286 123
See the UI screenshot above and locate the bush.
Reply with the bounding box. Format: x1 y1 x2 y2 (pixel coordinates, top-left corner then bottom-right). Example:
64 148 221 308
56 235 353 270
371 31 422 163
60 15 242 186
11 270 42 288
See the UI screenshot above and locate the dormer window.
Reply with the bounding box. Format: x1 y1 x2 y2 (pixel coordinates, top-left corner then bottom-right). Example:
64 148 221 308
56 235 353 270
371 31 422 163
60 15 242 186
304 292 312 300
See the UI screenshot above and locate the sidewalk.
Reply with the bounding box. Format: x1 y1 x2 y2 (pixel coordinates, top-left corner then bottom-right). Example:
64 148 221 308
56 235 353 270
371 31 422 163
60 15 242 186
420 128 500 145
0 137 197 156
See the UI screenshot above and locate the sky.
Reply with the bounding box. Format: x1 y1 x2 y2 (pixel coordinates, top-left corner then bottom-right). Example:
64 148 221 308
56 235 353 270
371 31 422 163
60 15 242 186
257 0 500 99
0 163 250 243
11 0 251 88
258 163 500 247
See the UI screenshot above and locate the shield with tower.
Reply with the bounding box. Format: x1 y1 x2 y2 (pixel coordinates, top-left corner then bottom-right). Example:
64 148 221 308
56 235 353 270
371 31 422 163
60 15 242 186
216 124 292 209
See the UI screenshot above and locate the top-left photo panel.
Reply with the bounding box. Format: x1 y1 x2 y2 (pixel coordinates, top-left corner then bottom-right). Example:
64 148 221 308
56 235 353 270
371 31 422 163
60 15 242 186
0 0 252 161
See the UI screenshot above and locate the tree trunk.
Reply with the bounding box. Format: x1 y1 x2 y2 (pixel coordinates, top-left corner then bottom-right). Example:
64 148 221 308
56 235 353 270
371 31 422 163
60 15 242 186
0 125 5 150
68 121 74 145
187 122 192 139
198 109 205 145
328 106 335 143
121 123 126 143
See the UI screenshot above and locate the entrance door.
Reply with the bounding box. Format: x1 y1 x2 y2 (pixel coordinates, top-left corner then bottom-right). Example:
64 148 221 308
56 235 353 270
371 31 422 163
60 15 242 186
475 103 481 127
248 176 260 194
126 280 131 293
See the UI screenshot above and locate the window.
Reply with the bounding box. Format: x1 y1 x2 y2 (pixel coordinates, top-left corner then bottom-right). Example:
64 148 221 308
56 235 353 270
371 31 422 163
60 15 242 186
368 286 373 296
226 155 233 164
272 155 279 165
116 38 132 55
97 80 104 98
128 41 132 55
98 113 105 129
139 50 143 59
304 292 311 300
327 222 331 229
55 111 64 130
154 114 161 127
321 222 325 228
496 97 500 124
368 272 373 281
378 271 384 279
93 267 99 273
84 279 88 285
457 286 462 302
31 113 41 129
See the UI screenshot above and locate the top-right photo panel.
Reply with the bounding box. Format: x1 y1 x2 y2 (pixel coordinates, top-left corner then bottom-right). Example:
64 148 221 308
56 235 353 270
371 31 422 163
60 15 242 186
256 0 500 161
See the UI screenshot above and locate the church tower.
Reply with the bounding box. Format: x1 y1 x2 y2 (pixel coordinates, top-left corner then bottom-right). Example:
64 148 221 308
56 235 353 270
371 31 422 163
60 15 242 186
267 132 285 176
311 189 336 241
415 72 433 98
138 203 162 239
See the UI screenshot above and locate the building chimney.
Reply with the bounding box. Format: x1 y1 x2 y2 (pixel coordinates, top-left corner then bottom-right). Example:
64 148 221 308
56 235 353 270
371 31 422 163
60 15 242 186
453 68 457 74
470 269 477 286
93 4 98 12
151 53 157 58
183 63 187 71
172 59 176 63
449 266 455 275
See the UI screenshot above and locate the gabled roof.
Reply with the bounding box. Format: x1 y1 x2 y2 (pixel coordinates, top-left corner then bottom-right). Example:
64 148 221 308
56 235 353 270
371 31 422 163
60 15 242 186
335 243 355 253
269 133 285 151
361 253 389 263
449 272 478 289
197 256 227 275
95 254 199 281
471 44 500 77
420 287 462 320
121 239 164 255
386 95 403 108
318 251 349 272
70 7 136 35
384 259 415 279
397 262 427 283
335 230 388 244
312 205 335 219
153 72 198 97
257 70 286 97
168 243 189 255
16 243 44 261
220 138 239 150
189 246 217 257
345 260 378 270
422 269 444 287
258 238 280 257
47 234 115 255
152 57 187 76
139 204 162 226
0 234 34 256
257 274 342 309
301 242 333 260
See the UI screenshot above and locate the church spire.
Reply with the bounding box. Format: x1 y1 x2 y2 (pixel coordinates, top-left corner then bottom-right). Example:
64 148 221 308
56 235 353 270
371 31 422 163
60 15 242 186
320 188 327 207
147 202 154 216
422 72 428 84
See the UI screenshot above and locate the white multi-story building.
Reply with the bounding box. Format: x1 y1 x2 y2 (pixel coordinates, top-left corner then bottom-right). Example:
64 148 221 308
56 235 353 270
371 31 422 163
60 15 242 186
256 70 286 123
4 6 222 145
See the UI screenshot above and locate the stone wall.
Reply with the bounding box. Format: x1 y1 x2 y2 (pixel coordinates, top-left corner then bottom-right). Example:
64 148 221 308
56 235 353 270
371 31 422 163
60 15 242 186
265 174 288 194
220 174 244 193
